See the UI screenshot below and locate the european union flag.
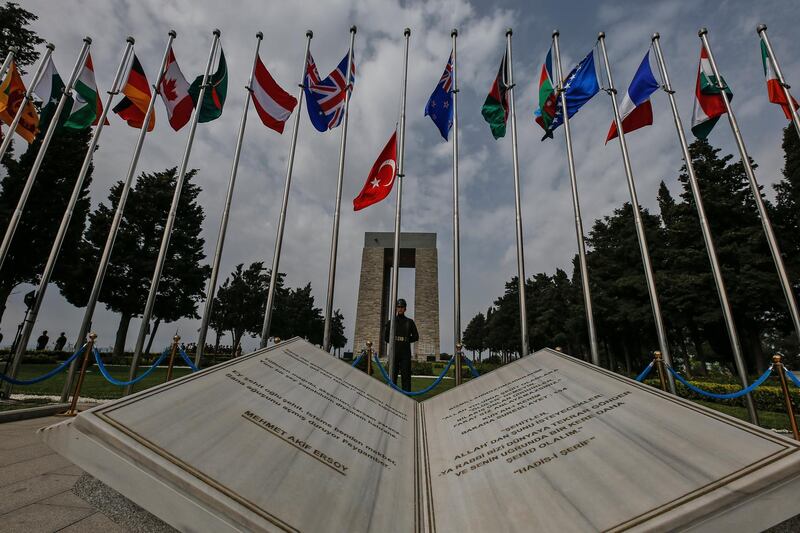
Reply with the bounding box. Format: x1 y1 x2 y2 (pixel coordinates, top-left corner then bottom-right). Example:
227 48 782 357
544 49 600 139
424 52 454 141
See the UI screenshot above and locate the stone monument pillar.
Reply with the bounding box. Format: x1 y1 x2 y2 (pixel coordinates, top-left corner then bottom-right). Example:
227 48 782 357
353 232 439 361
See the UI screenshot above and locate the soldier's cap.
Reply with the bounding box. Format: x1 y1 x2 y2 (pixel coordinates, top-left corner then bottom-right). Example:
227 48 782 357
396 298 407 308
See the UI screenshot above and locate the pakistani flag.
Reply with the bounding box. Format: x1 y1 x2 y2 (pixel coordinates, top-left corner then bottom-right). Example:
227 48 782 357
188 47 228 123
33 55 71 132
691 46 732 139
64 53 105 130
481 50 509 139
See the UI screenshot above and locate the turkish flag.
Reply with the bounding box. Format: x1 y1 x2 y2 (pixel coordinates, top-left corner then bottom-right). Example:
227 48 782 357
353 131 397 211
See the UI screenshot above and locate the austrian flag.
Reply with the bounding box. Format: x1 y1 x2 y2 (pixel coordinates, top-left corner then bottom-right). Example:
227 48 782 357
606 51 659 143
251 56 297 133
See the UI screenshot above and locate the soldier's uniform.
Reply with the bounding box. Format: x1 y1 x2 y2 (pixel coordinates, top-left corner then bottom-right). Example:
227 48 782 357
383 299 419 391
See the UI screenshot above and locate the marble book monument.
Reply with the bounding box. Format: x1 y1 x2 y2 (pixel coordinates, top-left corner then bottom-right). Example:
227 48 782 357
41 338 800 532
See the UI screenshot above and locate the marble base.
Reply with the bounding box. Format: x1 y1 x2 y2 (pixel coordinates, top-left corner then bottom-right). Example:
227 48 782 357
40 341 800 532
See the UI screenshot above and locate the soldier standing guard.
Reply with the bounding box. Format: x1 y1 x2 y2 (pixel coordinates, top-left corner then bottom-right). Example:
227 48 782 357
384 298 419 390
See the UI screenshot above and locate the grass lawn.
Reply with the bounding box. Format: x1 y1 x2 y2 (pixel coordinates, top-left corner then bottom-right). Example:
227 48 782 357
9 361 797 432
10 363 193 399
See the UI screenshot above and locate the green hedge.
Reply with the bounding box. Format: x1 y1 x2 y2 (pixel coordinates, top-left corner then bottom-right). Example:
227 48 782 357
643 378 799 413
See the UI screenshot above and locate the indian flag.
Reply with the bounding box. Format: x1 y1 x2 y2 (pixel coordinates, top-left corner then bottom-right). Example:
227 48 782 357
761 38 798 120
65 52 105 130
691 46 732 140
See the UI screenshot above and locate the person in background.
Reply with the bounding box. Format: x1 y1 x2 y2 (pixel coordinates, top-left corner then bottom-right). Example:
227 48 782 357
36 330 49 351
54 332 67 352
383 298 419 391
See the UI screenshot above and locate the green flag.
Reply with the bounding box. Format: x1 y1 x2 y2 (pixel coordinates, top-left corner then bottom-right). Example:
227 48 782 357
33 55 72 132
481 50 510 139
189 48 227 123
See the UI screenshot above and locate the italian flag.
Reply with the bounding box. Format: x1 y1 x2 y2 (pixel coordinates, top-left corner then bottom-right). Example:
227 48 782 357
65 53 105 130
761 39 798 120
691 46 732 140
481 50 509 139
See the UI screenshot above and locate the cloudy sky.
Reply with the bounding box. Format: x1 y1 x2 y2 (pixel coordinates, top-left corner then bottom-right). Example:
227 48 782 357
5 0 799 355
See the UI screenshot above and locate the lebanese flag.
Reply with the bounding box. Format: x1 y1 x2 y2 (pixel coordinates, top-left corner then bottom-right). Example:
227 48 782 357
251 56 297 133
606 51 659 143
353 131 397 211
158 47 193 131
691 46 732 139
761 38 798 120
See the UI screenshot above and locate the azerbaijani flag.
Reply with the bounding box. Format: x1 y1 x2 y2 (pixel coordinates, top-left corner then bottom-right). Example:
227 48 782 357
691 46 732 140
64 53 106 130
760 38 798 120
534 46 557 132
605 51 659 143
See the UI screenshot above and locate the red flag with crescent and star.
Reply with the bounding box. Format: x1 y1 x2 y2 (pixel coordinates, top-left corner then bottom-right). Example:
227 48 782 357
353 131 397 211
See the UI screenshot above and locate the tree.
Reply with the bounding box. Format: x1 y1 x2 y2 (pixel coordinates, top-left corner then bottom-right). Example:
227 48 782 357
462 312 486 359
329 309 347 353
274 283 325 345
81 168 209 356
0 127 93 322
0 2 45 74
211 262 271 351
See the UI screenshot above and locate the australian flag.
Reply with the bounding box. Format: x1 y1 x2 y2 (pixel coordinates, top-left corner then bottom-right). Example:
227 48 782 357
544 49 600 139
424 52 454 141
304 51 356 132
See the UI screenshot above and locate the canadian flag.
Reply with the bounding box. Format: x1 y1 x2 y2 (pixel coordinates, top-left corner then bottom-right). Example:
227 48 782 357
353 131 397 211
158 47 193 131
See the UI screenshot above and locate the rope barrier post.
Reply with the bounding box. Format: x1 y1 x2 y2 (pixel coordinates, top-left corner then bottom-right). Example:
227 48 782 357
63 333 96 417
166 335 180 382
455 343 463 386
654 351 668 392
273 337 281 346
773 354 800 441
366 341 373 376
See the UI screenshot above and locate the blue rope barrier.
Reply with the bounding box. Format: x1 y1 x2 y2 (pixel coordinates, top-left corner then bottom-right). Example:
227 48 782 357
785 367 800 388
93 347 170 387
350 351 365 368
462 356 480 378
668 365 773 400
178 349 199 372
373 355 454 396
635 361 654 382
0 345 86 385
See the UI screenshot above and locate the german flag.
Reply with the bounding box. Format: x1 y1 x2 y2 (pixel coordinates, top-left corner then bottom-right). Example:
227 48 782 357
113 54 155 131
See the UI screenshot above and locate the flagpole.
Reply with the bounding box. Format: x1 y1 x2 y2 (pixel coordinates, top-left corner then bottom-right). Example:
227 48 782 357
596 32 676 394
552 30 600 366
451 28 463 384
196 32 262 366
387 28 411 379
259 30 313 348
0 44 54 163
0 37 91 272
2 38 134 398
651 33 758 423
505 29 530 357
0 48 15 86
125 29 221 396
60 31 176 403
700 28 800 352
757 25 800 141
322 25 357 353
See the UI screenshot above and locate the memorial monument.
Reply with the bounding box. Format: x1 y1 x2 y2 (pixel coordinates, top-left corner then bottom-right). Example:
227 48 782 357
41 338 800 532
352 232 439 360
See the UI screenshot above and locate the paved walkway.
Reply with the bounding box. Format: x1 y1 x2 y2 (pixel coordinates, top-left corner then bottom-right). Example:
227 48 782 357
0 415 123 532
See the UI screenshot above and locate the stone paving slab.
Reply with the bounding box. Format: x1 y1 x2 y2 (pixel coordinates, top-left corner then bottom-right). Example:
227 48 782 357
0 452 71 488
0 501 94 532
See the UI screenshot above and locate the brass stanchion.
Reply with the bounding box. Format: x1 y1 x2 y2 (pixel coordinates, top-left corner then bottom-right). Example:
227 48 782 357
455 343 463 386
773 354 800 441
654 351 669 392
62 333 97 417
366 341 373 376
165 335 180 382
273 337 281 345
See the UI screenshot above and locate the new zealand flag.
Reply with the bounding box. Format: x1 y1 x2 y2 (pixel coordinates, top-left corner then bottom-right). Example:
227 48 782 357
424 52 454 140
304 51 356 132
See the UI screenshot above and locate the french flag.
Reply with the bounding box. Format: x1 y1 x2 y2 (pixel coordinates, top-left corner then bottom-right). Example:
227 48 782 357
606 51 660 143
